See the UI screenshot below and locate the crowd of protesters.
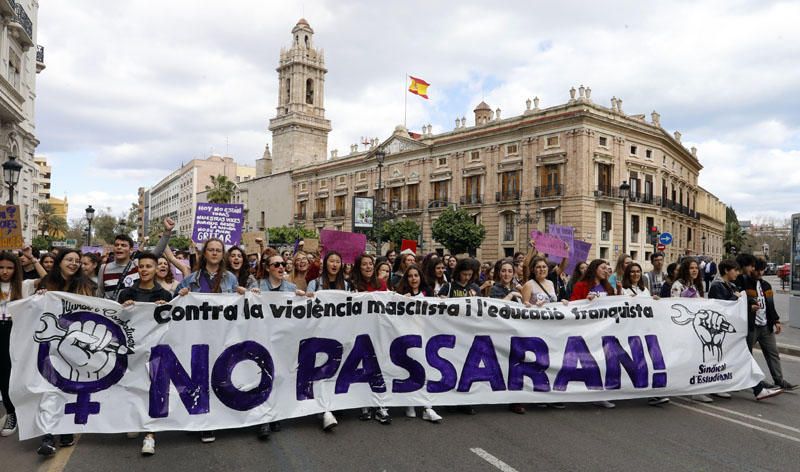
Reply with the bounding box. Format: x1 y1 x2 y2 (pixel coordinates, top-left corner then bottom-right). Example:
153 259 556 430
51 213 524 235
0 218 794 457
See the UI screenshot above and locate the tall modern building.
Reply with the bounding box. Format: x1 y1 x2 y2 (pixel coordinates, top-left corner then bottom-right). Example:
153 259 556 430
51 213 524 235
269 20 726 264
146 155 255 236
0 1 44 241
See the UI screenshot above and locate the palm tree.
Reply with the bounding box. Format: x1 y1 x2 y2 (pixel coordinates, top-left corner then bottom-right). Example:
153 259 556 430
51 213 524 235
49 216 69 238
206 175 236 204
38 202 55 235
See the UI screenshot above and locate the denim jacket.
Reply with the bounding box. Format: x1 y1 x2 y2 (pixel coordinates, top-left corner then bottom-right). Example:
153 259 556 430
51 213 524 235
174 270 239 296
258 278 297 293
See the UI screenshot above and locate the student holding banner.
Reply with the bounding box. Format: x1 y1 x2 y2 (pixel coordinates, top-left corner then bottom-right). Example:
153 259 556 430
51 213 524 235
423 257 448 294
289 252 310 291
34 249 96 457
305 250 351 431
226 246 257 290
621 263 654 298
350 254 387 292
522 257 559 306
0 252 23 437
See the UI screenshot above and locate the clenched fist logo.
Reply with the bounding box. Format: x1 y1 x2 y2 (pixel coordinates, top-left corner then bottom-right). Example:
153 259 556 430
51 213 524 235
671 304 736 362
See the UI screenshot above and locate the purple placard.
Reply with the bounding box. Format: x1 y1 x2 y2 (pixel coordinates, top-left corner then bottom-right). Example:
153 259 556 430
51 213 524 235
531 230 569 258
81 246 103 254
191 203 244 245
566 240 593 276
319 229 367 265
547 224 575 264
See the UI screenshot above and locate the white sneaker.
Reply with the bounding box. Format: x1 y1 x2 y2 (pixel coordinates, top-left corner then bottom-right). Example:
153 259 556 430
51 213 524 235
756 387 784 401
711 392 732 399
405 406 416 418
1 413 17 437
322 411 338 431
692 394 714 403
422 408 442 423
141 436 155 456
126 432 140 438
593 400 616 409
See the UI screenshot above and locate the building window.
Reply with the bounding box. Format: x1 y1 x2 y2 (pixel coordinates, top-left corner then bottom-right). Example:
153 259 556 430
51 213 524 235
631 214 640 243
285 78 291 104
336 175 346 186
600 247 609 260
499 171 520 201
645 149 653 159
599 136 608 147
470 151 480 162
597 163 612 193
630 145 638 156
464 176 481 204
433 181 448 202
319 179 328 189
357 171 366 182
687 227 692 242
545 135 559 148
9 52 21 89
631 250 638 261
629 171 640 198
315 198 327 217
296 202 306 218
437 157 447 167
306 78 314 105
503 213 515 241
601 211 612 241
540 164 560 196
543 209 556 227
506 144 518 156
407 184 419 208
390 187 402 210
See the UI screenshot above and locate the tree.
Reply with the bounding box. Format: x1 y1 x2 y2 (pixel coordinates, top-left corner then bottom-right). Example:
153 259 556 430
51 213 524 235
169 235 192 251
431 207 486 256
206 175 236 204
374 219 421 249
268 225 317 245
92 209 121 246
48 216 69 239
32 235 52 251
66 217 88 243
724 205 746 257
37 202 55 235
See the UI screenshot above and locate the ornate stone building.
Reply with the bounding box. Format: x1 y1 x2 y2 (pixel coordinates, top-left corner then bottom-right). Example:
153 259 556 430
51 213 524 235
254 19 727 266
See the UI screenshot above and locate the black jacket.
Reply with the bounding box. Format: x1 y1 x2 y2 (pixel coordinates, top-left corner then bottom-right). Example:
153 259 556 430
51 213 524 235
118 281 173 304
736 274 780 333
708 278 738 301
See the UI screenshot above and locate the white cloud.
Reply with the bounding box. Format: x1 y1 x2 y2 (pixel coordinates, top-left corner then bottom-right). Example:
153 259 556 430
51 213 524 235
36 0 800 223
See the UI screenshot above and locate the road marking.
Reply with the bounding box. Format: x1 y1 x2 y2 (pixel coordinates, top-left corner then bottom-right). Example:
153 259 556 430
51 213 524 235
671 402 800 444
470 447 519 472
674 397 800 434
38 434 80 472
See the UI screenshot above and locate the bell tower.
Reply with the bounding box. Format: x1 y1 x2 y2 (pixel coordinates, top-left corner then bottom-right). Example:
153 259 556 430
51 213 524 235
268 18 331 174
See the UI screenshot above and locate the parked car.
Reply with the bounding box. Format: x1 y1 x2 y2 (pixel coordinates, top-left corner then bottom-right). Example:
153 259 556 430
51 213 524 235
777 263 791 279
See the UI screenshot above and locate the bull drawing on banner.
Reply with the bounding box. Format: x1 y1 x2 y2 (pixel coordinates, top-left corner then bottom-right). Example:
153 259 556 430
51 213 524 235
670 304 735 362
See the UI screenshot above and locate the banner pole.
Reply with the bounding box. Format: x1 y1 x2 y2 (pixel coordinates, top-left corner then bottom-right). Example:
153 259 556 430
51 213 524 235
404 73 408 128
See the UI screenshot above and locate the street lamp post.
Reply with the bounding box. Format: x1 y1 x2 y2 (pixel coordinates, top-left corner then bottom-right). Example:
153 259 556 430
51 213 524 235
619 181 630 254
516 207 540 252
3 155 22 205
85 205 95 246
374 149 386 254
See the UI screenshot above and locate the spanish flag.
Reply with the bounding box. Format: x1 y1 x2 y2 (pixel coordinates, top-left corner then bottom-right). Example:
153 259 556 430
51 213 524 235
408 76 430 99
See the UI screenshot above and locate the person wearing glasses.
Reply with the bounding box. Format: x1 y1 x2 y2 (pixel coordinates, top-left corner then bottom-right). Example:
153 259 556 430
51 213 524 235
259 254 304 295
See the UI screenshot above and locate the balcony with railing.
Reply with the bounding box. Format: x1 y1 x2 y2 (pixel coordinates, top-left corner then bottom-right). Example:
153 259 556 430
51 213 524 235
36 45 45 72
313 211 327 219
294 212 306 220
460 194 483 205
495 190 520 203
10 3 33 48
594 185 620 199
331 208 345 218
427 199 450 209
535 184 565 198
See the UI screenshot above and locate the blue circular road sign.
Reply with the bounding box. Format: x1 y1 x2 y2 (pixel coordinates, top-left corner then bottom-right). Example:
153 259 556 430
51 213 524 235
659 232 673 245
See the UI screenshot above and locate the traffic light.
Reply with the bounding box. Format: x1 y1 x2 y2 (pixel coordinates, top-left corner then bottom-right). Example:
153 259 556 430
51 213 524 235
648 226 659 245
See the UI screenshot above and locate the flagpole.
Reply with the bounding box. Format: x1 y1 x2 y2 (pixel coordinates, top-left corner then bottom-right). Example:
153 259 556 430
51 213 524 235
404 73 407 128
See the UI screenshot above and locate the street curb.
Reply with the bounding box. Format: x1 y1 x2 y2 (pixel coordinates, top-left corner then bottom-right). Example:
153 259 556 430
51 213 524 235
777 344 800 357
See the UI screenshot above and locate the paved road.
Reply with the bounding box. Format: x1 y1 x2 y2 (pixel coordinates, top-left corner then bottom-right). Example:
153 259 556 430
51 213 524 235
3 353 800 472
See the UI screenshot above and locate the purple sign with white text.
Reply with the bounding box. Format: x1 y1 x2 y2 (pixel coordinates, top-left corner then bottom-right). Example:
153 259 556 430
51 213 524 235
320 229 367 264
192 203 244 246
547 224 575 265
531 230 569 258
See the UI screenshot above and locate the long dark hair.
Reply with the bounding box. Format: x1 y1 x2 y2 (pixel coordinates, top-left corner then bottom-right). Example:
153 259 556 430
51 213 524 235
226 246 250 288
319 251 347 290
580 259 614 296
424 257 446 288
351 253 380 292
38 249 94 295
568 261 588 288
677 258 704 297
492 258 514 285
452 257 479 286
196 238 227 293
0 251 23 300
82 252 101 277
622 262 645 291
157 256 175 284
527 256 549 282
396 264 431 296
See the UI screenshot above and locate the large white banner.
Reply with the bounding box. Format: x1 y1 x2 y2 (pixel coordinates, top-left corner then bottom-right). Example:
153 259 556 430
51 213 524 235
10 291 762 439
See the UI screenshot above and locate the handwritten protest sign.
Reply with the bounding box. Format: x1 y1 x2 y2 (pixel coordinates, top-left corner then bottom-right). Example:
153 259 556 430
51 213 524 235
547 224 575 265
320 229 366 264
531 230 569 258
192 203 244 245
302 238 319 254
241 231 263 253
566 240 593 275
0 205 22 250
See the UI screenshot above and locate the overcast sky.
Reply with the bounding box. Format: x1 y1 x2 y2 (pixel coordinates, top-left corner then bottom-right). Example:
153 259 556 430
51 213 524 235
37 0 800 224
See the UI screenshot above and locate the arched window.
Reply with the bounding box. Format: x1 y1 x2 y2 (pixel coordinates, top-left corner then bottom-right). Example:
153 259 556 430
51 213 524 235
305 78 314 105
304 35 309 48
285 78 291 104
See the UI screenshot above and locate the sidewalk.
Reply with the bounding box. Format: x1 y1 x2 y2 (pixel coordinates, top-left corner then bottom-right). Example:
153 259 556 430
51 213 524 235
763 277 799 357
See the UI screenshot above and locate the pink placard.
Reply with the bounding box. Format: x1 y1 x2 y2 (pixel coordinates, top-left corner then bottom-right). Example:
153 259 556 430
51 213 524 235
319 229 367 264
530 230 569 258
